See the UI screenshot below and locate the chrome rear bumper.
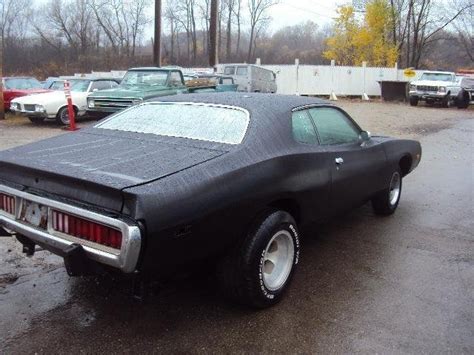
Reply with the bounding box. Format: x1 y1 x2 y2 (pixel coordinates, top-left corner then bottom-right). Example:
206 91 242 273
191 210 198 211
0 184 141 273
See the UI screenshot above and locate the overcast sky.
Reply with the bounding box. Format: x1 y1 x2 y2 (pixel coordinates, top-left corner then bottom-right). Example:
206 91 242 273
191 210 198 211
267 0 341 30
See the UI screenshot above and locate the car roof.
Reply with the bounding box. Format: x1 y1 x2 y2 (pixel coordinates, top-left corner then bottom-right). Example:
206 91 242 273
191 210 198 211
422 71 455 75
3 76 38 79
128 67 174 71
56 77 120 82
149 93 332 133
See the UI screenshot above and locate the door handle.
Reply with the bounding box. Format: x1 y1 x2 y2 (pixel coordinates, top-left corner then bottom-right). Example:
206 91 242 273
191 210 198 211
335 157 344 165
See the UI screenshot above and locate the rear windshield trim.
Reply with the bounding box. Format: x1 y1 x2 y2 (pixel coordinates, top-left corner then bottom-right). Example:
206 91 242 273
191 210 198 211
95 101 250 145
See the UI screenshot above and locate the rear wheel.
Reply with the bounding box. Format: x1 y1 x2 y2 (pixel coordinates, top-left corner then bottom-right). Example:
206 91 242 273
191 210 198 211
372 169 402 216
409 97 418 106
442 95 452 108
28 116 45 124
217 210 300 308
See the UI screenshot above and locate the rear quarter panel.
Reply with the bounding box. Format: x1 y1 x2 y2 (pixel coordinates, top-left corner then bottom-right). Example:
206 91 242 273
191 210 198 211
375 137 422 175
123 148 332 274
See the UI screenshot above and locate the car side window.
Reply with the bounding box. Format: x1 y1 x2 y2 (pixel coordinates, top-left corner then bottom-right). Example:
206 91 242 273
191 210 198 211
224 66 235 75
236 66 248 76
308 107 360 145
291 110 319 145
168 71 183 87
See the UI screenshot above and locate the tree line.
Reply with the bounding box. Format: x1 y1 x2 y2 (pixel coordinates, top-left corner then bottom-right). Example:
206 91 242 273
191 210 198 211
0 0 472 78
324 0 473 68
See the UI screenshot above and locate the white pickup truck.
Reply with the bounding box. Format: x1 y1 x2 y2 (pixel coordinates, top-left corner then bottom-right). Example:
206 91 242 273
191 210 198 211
408 71 465 108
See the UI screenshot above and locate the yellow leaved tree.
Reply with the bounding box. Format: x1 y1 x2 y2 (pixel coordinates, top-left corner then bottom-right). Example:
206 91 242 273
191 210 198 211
324 0 398 66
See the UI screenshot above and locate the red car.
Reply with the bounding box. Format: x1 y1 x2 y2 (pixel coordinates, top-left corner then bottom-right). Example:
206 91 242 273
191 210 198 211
2 77 50 111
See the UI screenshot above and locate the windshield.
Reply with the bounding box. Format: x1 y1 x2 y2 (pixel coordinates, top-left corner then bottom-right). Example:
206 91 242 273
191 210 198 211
3 78 42 90
49 79 90 92
95 103 249 145
420 73 453 82
121 70 169 87
69 79 91 92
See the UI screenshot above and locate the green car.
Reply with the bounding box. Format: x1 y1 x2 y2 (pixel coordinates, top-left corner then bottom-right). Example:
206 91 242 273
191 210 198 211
87 67 216 117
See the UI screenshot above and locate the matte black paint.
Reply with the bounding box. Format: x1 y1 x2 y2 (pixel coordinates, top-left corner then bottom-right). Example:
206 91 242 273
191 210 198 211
0 93 421 274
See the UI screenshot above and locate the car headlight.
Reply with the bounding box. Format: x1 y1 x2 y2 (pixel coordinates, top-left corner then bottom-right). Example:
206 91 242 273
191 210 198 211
35 105 45 112
409 84 416 91
132 98 143 105
88 99 95 108
438 86 446 93
11 102 19 110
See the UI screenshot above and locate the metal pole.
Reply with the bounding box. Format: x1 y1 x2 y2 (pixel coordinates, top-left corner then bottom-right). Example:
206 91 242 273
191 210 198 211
0 39 4 120
153 0 162 67
209 0 219 67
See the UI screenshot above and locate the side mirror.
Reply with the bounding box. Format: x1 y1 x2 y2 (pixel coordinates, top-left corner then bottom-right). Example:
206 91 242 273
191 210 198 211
360 130 371 142
92 88 99 92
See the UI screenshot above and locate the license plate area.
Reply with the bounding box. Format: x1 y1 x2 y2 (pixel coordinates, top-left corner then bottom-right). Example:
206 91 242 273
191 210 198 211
20 200 48 230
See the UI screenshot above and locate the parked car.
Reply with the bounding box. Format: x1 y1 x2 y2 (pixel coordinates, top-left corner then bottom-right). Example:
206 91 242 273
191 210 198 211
216 64 277 93
10 77 120 125
454 76 474 109
41 77 60 89
408 71 457 107
185 75 238 92
87 67 217 117
1 77 50 111
0 93 421 308
196 75 238 92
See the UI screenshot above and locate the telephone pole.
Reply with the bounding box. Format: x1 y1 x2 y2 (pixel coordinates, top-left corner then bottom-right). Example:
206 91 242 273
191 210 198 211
153 0 162 67
209 0 219 67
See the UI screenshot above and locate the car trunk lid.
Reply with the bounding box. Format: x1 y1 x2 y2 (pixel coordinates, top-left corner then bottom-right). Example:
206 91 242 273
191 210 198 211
0 130 228 212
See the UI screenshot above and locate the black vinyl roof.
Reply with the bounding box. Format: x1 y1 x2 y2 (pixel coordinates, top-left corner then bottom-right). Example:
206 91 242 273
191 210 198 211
151 92 331 117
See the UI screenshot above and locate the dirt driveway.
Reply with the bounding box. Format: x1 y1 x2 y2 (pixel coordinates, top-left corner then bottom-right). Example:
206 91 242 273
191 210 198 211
0 101 473 353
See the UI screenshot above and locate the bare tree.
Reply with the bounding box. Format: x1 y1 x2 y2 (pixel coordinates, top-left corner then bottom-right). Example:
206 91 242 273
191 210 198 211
0 0 32 54
247 0 278 63
451 0 473 62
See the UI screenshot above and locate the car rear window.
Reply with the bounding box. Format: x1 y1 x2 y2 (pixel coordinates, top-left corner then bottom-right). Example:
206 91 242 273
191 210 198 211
95 103 249 145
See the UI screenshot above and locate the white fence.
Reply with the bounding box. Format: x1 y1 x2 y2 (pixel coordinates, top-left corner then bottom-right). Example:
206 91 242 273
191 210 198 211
75 62 427 97
263 64 401 96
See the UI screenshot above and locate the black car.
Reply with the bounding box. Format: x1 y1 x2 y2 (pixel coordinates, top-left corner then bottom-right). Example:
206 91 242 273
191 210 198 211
0 93 421 308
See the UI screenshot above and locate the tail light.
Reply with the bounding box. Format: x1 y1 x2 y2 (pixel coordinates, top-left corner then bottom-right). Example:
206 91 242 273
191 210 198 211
51 210 122 249
0 193 15 215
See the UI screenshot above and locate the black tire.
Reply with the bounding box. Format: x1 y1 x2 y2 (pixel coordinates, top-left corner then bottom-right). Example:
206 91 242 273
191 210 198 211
28 116 45 124
217 210 300 308
457 89 470 109
56 106 76 125
372 169 402 216
409 97 418 106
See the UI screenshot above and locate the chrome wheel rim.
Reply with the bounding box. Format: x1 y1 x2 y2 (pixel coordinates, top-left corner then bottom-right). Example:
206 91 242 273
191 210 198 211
389 172 401 206
262 230 294 291
60 109 70 124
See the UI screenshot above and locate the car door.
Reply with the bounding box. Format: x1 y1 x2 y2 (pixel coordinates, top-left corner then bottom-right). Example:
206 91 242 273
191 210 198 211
290 109 332 223
308 106 387 215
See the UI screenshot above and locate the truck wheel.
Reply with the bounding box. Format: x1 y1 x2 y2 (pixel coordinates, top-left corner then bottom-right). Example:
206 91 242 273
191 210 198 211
372 169 402 216
217 210 300 308
442 96 452 108
457 89 470 109
56 107 76 125
409 97 418 106
28 117 45 124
